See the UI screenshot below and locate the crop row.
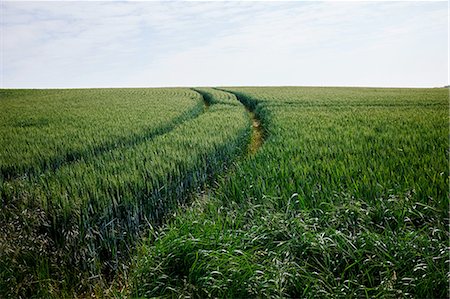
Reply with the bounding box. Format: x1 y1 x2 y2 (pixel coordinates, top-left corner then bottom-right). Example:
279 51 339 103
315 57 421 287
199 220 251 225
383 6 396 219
133 87 448 298
192 87 241 107
0 88 251 297
0 88 202 179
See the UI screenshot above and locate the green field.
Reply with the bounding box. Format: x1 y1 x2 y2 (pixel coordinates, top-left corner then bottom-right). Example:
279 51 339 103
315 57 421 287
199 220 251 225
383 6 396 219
0 87 448 298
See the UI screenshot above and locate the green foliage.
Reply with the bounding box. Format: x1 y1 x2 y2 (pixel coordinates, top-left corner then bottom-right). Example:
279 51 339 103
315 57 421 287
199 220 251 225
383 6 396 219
0 88 203 179
192 87 241 107
1 86 448 298
0 88 249 297
132 87 449 298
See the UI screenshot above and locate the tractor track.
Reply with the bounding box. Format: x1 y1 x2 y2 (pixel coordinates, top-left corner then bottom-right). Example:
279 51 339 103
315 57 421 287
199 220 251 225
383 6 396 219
2 92 210 182
212 88 266 155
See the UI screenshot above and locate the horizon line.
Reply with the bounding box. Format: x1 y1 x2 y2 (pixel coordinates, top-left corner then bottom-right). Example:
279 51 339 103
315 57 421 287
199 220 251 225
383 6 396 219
1 84 449 90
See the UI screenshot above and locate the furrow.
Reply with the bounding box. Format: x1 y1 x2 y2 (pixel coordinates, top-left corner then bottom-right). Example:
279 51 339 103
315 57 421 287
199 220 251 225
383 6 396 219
1 94 208 181
213 88 267 155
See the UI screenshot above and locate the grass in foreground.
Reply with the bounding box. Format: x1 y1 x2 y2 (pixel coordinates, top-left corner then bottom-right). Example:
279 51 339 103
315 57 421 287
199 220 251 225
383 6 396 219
0 88 250 298
132 87 448 298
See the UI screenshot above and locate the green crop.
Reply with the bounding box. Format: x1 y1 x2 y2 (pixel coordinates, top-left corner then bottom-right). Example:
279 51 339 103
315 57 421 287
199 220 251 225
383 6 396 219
1 86 447 298
0 88 202 179
0 88 250 297
132 87 448 298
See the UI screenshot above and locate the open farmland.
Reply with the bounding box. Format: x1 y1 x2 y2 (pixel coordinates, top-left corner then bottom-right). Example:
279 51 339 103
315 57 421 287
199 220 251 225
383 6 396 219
0 87 448 298
0 88 204 179
133 87 449 298
0 87 250 297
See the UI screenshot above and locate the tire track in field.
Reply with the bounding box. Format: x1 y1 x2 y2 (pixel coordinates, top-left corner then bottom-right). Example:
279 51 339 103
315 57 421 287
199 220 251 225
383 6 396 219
2 95 210 181
213 88 266 155
1 90 250 296
191 88 212 110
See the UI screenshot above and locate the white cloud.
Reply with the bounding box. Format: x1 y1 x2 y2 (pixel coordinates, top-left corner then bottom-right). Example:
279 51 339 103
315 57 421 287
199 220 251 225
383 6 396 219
1 1 448 88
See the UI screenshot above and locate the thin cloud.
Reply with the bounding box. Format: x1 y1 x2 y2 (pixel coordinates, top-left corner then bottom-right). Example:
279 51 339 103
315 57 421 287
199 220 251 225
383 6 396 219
1 1 447 88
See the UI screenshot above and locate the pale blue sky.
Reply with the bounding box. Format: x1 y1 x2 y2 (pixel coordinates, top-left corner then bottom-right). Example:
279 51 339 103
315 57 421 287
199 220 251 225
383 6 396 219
1 1 448 88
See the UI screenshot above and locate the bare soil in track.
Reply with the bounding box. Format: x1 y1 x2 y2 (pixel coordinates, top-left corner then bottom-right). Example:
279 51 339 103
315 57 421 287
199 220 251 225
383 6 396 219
248 110 263 155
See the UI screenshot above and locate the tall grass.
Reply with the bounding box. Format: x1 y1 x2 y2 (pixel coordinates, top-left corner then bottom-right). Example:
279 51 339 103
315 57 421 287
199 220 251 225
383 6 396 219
132 87 449 298
0 88 202 179
0 88 250 297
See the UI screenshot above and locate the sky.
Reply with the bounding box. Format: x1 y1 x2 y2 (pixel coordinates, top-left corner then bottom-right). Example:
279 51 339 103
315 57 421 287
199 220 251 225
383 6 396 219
1 1 448 88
